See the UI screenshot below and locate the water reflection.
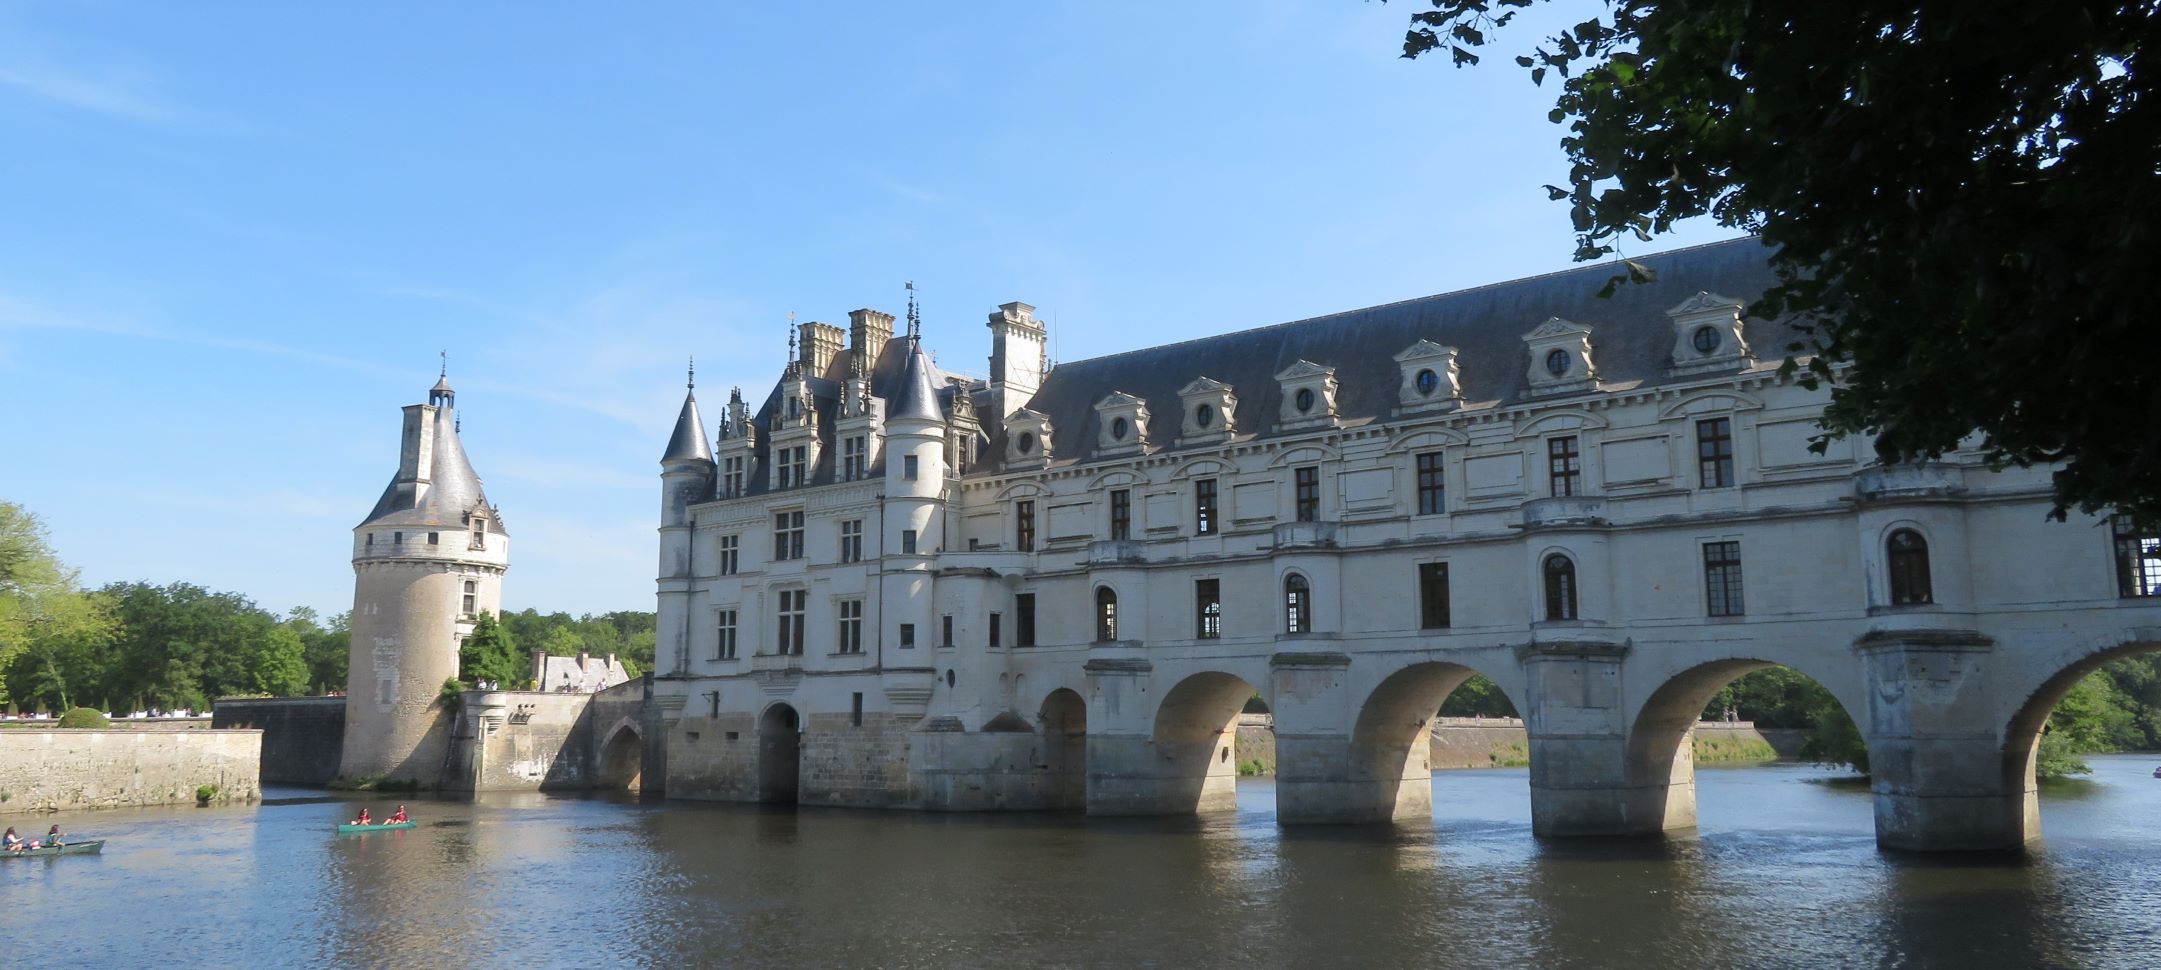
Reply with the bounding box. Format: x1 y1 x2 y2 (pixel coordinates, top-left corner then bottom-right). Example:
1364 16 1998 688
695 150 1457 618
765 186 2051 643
10 756 2161 968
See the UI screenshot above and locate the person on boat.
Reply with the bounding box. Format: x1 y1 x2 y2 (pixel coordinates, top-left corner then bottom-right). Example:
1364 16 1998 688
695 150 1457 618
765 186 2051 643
389 805 408 824
350 807 372 826
3 827 21 852
44 824 63 847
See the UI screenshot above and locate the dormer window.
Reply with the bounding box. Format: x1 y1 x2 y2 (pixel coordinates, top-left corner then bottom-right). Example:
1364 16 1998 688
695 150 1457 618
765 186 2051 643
1274 360 1339 432
1004 408 1053 469
1394 340 1462 417
1523 317 1599 398
1093 391 1150 457
1017 433 1036 454
1667 292 1752 375
1177 376 1238 446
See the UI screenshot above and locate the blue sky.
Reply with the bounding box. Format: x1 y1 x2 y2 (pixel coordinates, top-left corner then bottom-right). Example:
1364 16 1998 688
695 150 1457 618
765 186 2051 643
0 2 1738 618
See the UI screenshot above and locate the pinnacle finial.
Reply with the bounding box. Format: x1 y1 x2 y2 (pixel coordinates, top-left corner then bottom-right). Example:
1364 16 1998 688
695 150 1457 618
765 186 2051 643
905 281 921 341
687 355 696 391
440 349 448 379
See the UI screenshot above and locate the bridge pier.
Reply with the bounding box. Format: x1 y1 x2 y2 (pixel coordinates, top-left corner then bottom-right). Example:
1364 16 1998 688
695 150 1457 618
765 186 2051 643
1857 629 2027 851
1519 639 1676 837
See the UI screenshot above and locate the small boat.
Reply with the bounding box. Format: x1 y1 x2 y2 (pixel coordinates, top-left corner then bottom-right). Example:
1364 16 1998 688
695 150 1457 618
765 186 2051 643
336 821 416 834
2 840 104 859
2152 766 2160 778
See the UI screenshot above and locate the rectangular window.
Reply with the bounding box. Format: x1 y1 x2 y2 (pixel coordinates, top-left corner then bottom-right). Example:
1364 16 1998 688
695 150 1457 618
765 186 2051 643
1195 478 1218 536
899 623 916 649
715 610 738 660
393 532 403 544
842 436 866 481
1704 541 1745 617
840 519 863 563
1294 466 1320 522
718 534 740 575
989 613 1002 647
1549 436 1581 497
777 589 806 656
776 446 805 489
462 580 478 617
722 456 745 496
902 529 918 555
1015 593 1036 647
903 454 919 481
428 532 439 545
941 614 954 647
1109 489 1131 541
1697 418 1735 488
1418 562 1450 629
1416 451 1446 515
773 511 804 560
1195 578 1222 639
366 533 375 547
2115 516 2161 597
851 692 864 727
470 519 486 550
1016 500 1036 552
837 599 863 654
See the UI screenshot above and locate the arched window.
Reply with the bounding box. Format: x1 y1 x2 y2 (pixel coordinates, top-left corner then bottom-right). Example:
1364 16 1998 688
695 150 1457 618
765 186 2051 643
1543 554 1578 621
1284 574 1311 634
1095 586 1118 642
1888 529 1934 605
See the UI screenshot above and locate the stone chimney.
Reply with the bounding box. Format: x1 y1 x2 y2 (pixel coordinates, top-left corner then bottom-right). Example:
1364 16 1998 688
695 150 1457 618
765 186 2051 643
848 308 895 369
798 321 845 377
987 301 1046 420
396 404 437 485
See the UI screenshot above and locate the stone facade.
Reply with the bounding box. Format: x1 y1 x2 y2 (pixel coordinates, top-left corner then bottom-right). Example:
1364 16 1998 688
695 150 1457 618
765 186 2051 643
0 728 261 811
653 239 2161 851
212 696 345 784
339 375 509 785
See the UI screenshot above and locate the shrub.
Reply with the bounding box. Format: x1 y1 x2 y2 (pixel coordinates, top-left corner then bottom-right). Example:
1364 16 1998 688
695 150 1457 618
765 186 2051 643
56 707 109 729
196 784 219 804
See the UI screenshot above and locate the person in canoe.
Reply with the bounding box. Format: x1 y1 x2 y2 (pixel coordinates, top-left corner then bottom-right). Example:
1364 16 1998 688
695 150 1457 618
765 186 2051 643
3 827 21 852
350 807 372 826
389 805 408 824
43 824 64 847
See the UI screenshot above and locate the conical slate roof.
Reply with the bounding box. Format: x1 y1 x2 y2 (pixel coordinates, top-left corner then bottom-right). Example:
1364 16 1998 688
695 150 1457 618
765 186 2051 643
361 396 504 534
886 337 944 423
661 390 713 463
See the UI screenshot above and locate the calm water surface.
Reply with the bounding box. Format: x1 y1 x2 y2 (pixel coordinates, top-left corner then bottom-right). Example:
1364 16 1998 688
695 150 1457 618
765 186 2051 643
9 756 2161 969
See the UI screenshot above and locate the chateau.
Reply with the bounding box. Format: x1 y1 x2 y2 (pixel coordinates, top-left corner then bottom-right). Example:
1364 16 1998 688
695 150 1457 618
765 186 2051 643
650 237 2161 851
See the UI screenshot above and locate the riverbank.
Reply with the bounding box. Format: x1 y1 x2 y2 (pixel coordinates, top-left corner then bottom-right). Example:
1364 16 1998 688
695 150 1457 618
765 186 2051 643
1234 715 1788 774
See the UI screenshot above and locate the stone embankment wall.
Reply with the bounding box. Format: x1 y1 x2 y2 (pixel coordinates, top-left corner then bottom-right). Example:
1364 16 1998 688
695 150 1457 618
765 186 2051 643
454 676 656 792
1233 716 1787 772
0 728 261 812
212 697 346 784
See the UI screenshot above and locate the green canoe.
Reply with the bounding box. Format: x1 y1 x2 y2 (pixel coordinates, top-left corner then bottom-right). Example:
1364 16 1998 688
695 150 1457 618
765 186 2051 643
336 821 416 834
2 840 104 858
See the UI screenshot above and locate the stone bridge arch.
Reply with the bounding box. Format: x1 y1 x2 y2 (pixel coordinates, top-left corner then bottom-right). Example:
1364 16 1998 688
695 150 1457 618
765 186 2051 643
1616 648 1868 834
1084 659 1271 816
1273 655 1527 824
596 718 644 791
1989 626 2161 846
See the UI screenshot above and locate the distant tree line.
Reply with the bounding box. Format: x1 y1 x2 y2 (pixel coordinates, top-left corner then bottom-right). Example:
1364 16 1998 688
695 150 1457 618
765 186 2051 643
0 500 654 714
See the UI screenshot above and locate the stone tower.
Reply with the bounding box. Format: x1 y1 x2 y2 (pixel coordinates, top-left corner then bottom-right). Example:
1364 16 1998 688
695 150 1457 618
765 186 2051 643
657 364 714 676
340 372 509 783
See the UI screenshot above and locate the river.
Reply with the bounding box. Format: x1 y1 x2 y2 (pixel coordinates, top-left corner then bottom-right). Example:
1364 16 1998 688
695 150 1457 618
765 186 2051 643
8 755 2160 969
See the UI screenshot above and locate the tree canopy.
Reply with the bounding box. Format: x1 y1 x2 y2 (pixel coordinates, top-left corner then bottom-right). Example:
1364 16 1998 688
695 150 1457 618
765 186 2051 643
1396 0 2161 521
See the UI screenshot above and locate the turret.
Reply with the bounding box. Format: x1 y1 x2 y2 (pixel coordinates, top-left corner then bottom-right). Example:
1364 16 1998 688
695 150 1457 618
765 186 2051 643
341 367 510 785
658 360 716 677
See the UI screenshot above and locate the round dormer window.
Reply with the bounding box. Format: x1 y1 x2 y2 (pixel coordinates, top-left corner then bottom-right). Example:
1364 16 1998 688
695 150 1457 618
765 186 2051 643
1016 432 1036 455
1544 349 1571 377
1415 368 1440 396
1111 417 1129 440
1195 403 1214 428
1692 325 1723 355
1295 388 1316 413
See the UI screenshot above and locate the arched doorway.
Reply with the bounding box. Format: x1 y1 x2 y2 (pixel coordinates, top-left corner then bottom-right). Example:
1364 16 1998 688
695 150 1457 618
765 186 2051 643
759 703 801 804
1624 659 1864 833
598 722 642 791
1039 688 1087 811
1148 671 1259 814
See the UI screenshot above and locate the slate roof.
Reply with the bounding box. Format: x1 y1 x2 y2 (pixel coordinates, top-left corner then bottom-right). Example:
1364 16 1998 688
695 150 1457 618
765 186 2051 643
362 397 504 534
1004 236 1791 469
887 337 946 423
661 390 712 463
732 334 983 496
